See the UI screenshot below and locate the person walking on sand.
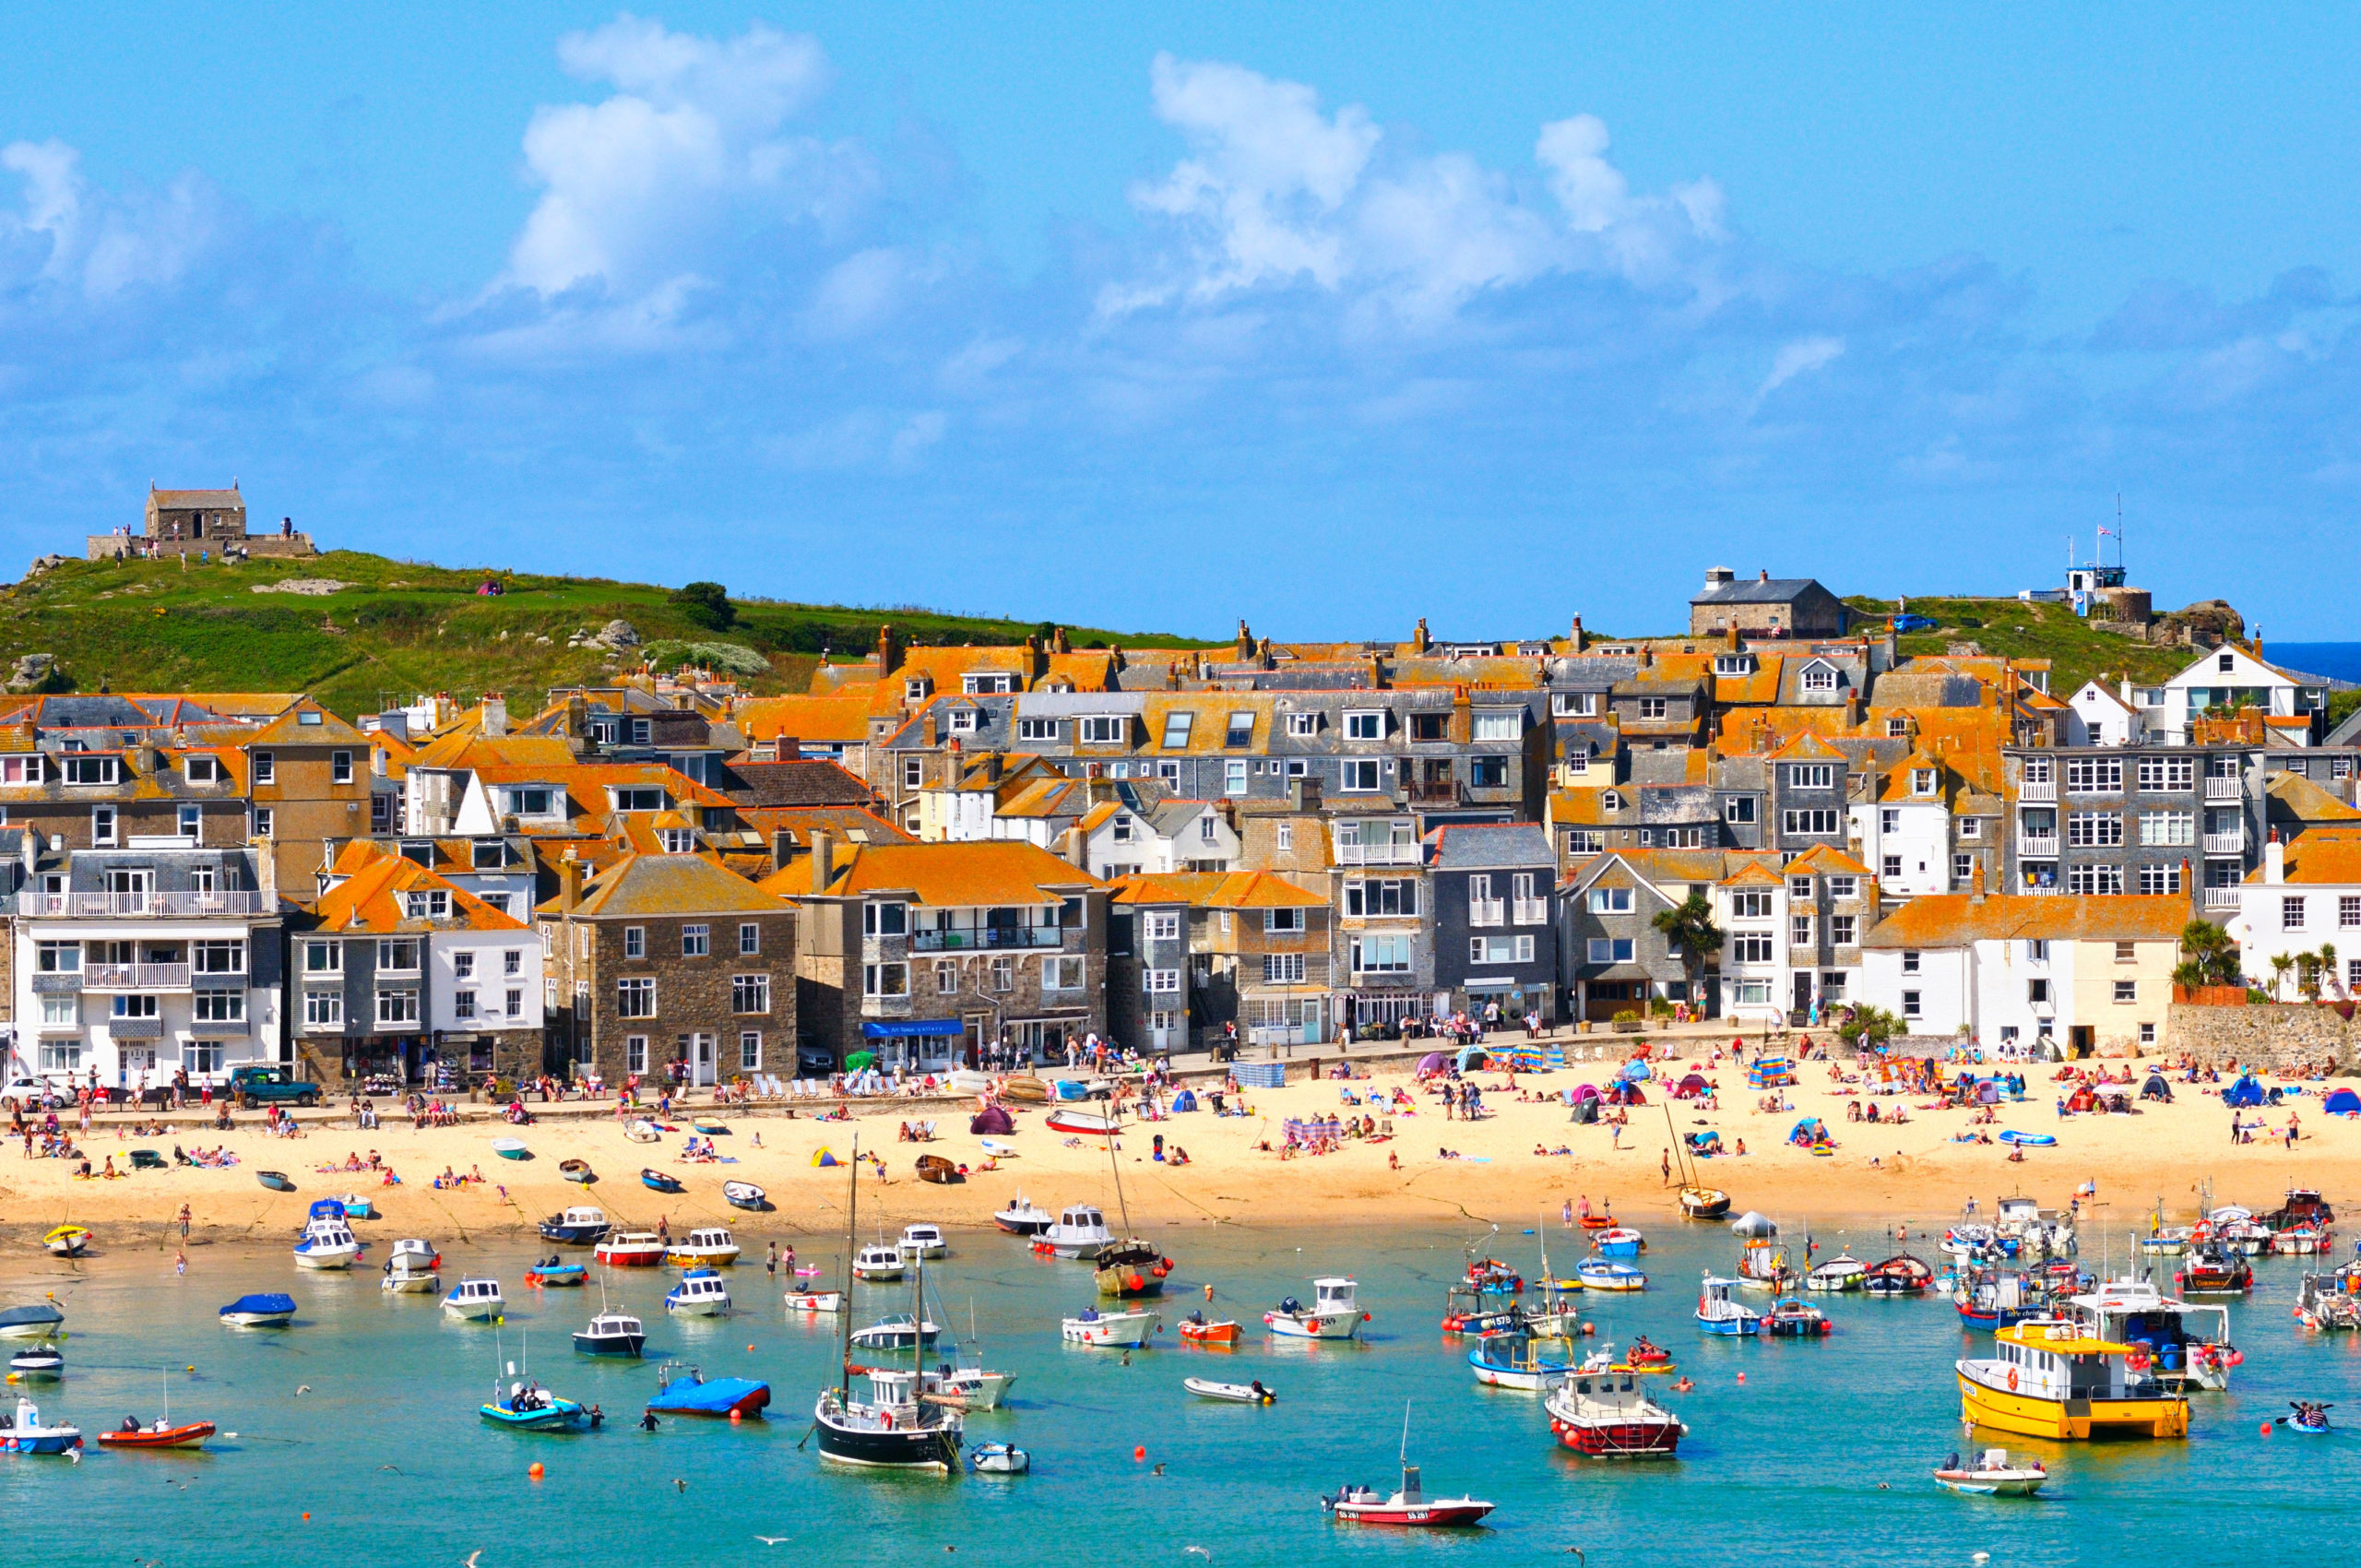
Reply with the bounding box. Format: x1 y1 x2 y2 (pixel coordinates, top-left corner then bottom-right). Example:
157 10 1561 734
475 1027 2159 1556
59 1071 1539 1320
1660 1148 1672 1185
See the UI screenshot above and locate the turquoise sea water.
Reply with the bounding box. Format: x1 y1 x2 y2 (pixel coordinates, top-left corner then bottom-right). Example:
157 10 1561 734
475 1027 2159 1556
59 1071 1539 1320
5 1218 2360 1567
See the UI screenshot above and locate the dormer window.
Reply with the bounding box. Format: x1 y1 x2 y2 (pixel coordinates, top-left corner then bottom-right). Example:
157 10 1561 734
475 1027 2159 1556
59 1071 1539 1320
1016 718 1058 742
1714 654 1753 675
1078 716 1125 745
1286 712 1318 737
947 707 979 734
611 787 664 812
504 787 554 817
658 828 694 853
1886 719 1909 738
0 755 42 785
1636 698 1667 720
1346 711 1383 741
184 755 219 784
1602 790 1622 813
1912 769 1937 796
905 679 929 702
1471 711 1520 742
1552 693 1599 717
963 673 1015 695
64 755 119 786
630 719 651 745
1800 663 1837 693
402 890 451 921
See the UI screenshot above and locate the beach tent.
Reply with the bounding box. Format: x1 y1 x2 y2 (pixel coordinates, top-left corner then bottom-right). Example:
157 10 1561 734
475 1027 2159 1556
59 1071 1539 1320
1609 1083 1648 1106
1975 1080 2001 1106
1618 1058 1654 1082
1685 1131 1723 1155
1572 1083 1602 1100
969 1104 1014 1135
1170 1088 1199 1113
1456 1046 1490 1074
1570 1099 1600 1124
1671 1073 1710 1100
812 1148 841 1168
1416 1052 1447 1077
2325 1087 2361 1117
2223 1075 2266 1108
2141 1073 2174 1103
1730 1211 1777 1238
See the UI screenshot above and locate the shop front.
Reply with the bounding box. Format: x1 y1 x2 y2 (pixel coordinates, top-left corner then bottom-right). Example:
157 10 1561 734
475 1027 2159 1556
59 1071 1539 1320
862 1017 966 1073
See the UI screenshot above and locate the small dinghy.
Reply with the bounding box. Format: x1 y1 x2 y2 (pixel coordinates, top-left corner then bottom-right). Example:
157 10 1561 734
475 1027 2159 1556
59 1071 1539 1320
42 1226 90 1258
1576 1258 1647 1292
481 1383 587 1431
331 1194 376 1221
1592 1228 1646 1259
640 1169 683 1194
994 1194 1054 1236
442 1277 505 1322
691 1119 728 1135
0 1397 81 1455
256 1170 294 1193
7 1343 64 1380
99 1418 216 1451
1933 1447 2048 1495
970 1441 1029 1474
1997 1130 2055 1147
574 1311 646 1358
1185 1377 1276 1404
490 1137 530 1161
1044 1107 1120 1136
978 1137 1018 1158
524 1258 587 1288
916 1154 964 1184
784 1289 846 1313
624 1120 661 1144
1179 1313 1241 1345
664 1269 732 1316
219 1293 297 1328
721 1181 766 1212
559 1158 595 1184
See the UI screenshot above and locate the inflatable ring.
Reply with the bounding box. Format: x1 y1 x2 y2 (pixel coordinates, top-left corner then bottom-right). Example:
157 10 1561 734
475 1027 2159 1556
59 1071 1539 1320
2006 1367 2019 1392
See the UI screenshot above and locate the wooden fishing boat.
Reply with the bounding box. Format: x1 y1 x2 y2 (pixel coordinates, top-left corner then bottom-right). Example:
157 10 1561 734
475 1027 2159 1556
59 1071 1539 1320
1184 1377 1276 1404
41 1226 90 1258
1467 1331 1572 1391
1695 1275 1762 1336
640 1169 683 1194
559 1158 594 1183
692 1119 728 1135
1863 1253 1935 1295
722 1181 766 1211
256 1171 294 1193
812 1134 962 1472
98 1419 216 1451
1956 1318 2189 1440
1179 1314 1240 1345
1762 1297 1833 1338
2175 1241 2252 1294
1576 1258 1646 1292
1093 1242 1170 1300
1678 1186 1731 1220
998 1075 1050 1104
623 1119 661 1144
915 1155 963 1184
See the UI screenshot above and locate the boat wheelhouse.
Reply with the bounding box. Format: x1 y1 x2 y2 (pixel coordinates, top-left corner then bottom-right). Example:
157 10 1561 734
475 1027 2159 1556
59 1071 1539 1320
1036 1206 1113 1260
665 1269 733 1316
1543 1372 1686 1457
2067 1277 2236 1391
1265 1277 1369 1340
574 1312 646 1357
441 1277 504 1321
538 1206 611 1245
666 1228 741 1268
292 1219 361 1271
852 1243 906 1281
1694 1275 1761 1336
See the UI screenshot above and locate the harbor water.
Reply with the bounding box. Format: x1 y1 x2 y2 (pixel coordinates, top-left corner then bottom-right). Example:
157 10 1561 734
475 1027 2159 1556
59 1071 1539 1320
5 1216 2360 1566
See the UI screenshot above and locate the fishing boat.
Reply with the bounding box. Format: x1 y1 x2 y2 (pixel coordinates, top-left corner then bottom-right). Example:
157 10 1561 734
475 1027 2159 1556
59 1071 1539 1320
1806 1253 1867 1292
594 1231 667 1268
442 1277 505 1322
813 1135 963 1471
722 1181 766 1212
537 1206 611 1245
256 1170 294 1193
1956 1318 2189 1439
900 1224 948 1258
2067 1277 2238 1391
1577 1258 1646 1292
1265 1278 1370 1340
1863 1252 1935 1295
1941 1221 2005 1262
1762 1297 1833 1338
1186 1377 1277 1404
0 1397 81 1455
970 1442 1029 1474
1439 1283 1523 1336
853 1242 906 1281
7 1343 63 1380
1044 1105 1120 1136
1324 1407 1494 1525
490 1137 530 1161
42 1225 89 1258
1695 1275 1762 1336
219 1292 297 1327
1544 1371 1687 1456
1093 1241 1171 1300
2266 1188 2335 1234
2278 1220 2333 1255
993 1194 1054 1236
1034 1205 1113 1260
1932 1448 2048 1496
640 1169 683 1194
1062 1304 1160 1347
559 1158 595 1184
664 1269 732 1316
666 1227 741 1268
849 1313 940 1351
2297 1269 2361 1332
524 1258 587 1288
1592 1228 1645 1260
1738 1234 1797 1291
1466 1255 1525 1293
293 1218 361 1270
1953 1269 2042 1331
2138 1226 2193 1256
650 1361 770 1419
1179 1313 1241 1345
386 1238 440 1271
785 1289 846 1313
382 1257 443 1292
1468 1331 1572 1391
573 1311 646 1357
0 1304 65 1341
2175 1241 2253 1294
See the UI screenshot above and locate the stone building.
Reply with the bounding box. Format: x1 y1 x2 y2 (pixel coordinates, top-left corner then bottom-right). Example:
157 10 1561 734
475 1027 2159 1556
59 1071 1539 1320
87 484 318 560
1689 568 1851 639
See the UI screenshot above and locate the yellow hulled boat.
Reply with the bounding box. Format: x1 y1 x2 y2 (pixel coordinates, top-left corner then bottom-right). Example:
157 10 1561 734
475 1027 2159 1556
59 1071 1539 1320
1956 1318 2188 1441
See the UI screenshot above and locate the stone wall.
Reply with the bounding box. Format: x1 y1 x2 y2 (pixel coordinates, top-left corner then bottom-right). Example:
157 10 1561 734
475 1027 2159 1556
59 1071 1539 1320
2164 1002 2360 1071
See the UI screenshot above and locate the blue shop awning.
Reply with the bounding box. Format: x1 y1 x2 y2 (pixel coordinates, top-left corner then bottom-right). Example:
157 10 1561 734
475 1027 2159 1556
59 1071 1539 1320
861 1019 966 1039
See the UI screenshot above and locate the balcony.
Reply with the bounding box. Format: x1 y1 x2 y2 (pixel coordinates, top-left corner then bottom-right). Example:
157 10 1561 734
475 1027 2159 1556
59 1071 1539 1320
83 963 192 990
2204 777 2241 801
1466 899 1506 928
14 891 268 918
1335 842 1420 866
2203 887 2241 909
1406 779 1461 805
29 973 79 994
1512 899 1550 926
2019 779 2057 802
910 927 1062 952
2023 884 2062 897
2203 829 2246 855
2018 835 2058 859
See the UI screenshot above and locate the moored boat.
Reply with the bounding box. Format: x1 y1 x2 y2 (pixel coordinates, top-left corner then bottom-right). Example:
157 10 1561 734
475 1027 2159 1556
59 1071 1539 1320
0 1303 65 1341
1933 1447 2047 1495
42 1225 90 1258
537 1206 611 1245
1033 1205 1113 1260
970 1441 1029 1473
1179 1313 1240 1345
899 1224 948 1257
849 1313 940 1351
1863 1253 1935 1295
664 1269 732 1316
0 1397 81 1455
1806 1253 1866 1292
292 1218 361 1271
480 1384 587 1431
1062 1305 1160 1348
1044 1105 1120 1136
1264 1278 1370 1340
722 1181 766 1212
1592 1228 1645 1260
640 1169 683 1194
1956 1318 2189 1440
811 1134 960 1471
386 1238 441 1273
594 1230 667 1268
666 1227 741 1268
524 1258 587 1288
1762 1296 1833 1338
785 1289 846 1313
2068 1276 2238 1391
1678 1185 1731 1220
97 1418 215 1450
7 1343 63 1380
993 1194 1054 1236
2175 1241 2252 1294
1544 1372 1686 1457
574 1312 646 1357
219 1292 297 1327
1092 1241 1171 1300
649 1361 769 1418
1468 1331 1571 1391
1323 1462 1492 1526
442 1277 505 1322
1185 1376 1276 1404
1695 1275 1762 1337
1577 1258 1646 1292
852 1242 906 1281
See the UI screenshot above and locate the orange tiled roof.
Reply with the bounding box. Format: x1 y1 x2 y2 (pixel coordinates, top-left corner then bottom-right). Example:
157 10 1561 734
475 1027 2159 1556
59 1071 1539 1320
1108 870 1323 909
312 843 528 933
793 839 1102 907
1861 894 2188 946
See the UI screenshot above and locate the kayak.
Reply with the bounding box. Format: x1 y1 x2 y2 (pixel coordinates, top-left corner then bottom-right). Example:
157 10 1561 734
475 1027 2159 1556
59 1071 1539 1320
1184 1378 1276 1404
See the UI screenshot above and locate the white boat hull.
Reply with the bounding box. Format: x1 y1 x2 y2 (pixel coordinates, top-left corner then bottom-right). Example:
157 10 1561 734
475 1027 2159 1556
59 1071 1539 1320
294 1247 359 1271
1063 1313 1158 1348
668 1299 731 1317
1264 1311 1361 1340
443 1301 504 1321
381 1271 440 1293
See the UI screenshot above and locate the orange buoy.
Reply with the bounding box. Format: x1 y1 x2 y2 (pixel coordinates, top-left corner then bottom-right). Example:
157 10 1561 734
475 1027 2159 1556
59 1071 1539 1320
747 1345 755 1352
730 1409 743 1423
528 1462 545 1479
2261 1421 2273 1437
1737 1372 1747 1384
1133 1445 1146 1461
302 1514 312 1521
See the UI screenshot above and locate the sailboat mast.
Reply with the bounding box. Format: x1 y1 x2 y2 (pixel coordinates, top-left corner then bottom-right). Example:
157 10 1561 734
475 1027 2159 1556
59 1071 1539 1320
1105 1122 1133 1235
840 1134 858 1399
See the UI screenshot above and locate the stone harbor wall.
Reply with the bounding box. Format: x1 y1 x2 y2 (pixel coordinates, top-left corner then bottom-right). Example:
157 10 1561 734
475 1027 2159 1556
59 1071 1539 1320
2164 1002 2360 1072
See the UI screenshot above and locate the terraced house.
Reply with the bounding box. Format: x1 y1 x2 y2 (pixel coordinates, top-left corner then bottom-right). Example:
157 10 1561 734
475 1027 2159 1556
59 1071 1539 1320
1108 871 1330 1053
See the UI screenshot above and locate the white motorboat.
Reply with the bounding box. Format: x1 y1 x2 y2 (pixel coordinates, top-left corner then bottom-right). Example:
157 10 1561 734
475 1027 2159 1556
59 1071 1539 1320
441 1277 504 1321
0 1304 65 1341
900 1224 948 1258
1036 1206 1112 1260
1062 1305 1159 1348
2067 1275 2238 1391
292 1219 361 1271
785 1289 847 1313
1806 1253 1867 1292
381 1260 441 1294
1184 1376 1277 1404
1933 1447 2048 1496
938 1365 1015 1410
1576 1259 1647 1292
1544 1371 1688 1456
665 1269 733 1316
1264 1277 1369 1340
849 1313 941 1351
386 1238 439 1272
666 1227 741 1268
853 1242 906 1282
2139 1226 2192 1255
573 1311 646 1356
994 1194 1055 1236
1941 1223 2000 1261
969 1441 1029 1474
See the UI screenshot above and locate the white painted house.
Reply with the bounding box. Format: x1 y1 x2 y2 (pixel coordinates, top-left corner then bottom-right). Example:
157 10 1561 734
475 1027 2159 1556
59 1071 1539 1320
2126 645 2328 746
2064 681 2143 747
1078 800 1237 881
2235 834 2361 999
1849 751 1957 898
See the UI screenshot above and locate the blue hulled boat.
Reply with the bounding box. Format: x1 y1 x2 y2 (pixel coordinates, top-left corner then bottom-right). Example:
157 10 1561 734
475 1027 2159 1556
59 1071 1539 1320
647 1361 769 1419
480 1383 588 1431
0 1397 81 1455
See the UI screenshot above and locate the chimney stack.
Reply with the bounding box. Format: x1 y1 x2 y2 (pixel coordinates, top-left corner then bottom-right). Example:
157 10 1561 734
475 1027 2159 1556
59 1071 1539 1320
874 624 903 675
1051 625 1071 655
482 694 508 738
2265 831 2285 885
1968 858 1986 905
771 829 795 873
810 829 836 895
1568 614 1587 654
1759 568 1770 583
557 855 582 913
1413 617 1430 655
1236 620 1254 662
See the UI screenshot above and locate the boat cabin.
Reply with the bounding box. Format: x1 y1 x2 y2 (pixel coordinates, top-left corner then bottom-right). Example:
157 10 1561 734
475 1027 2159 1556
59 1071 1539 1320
1058 1207 1106 1231
1992 1323 2137 1401
682 1228 734 1251
559 1207 607 1229
446 1278 502 1304
1311 1277 1358 1312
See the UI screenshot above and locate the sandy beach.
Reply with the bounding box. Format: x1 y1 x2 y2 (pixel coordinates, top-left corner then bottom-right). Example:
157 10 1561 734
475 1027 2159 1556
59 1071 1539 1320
2 1048 2349 1263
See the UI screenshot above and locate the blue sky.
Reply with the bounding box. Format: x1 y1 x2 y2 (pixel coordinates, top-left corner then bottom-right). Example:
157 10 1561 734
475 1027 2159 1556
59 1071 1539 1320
5 6 2360 638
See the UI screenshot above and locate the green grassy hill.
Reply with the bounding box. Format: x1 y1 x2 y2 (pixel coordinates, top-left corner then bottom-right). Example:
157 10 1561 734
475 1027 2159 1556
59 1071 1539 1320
0 551 1211 719
1841 594 2201 694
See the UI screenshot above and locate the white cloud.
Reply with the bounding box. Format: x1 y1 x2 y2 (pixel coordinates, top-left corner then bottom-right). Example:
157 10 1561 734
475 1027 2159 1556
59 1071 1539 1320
1753 335 1845 410
496 16 866 307
0 138 219 301
802 246 919 339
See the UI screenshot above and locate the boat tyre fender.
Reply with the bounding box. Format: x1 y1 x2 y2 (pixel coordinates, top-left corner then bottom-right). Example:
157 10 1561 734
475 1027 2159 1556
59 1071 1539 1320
2006 1367 2019 1392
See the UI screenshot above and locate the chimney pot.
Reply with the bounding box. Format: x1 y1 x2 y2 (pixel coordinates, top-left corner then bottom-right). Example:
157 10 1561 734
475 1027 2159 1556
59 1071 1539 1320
811 829 836 895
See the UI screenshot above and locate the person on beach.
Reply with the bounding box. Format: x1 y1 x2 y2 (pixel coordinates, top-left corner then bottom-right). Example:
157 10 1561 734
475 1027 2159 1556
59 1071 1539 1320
765 1243 778 1280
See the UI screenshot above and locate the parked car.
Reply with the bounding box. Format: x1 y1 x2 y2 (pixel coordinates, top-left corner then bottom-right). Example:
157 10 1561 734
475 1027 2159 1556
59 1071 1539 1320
227 1064 322 1109
0 1075 53 1110
1891 613 1939 633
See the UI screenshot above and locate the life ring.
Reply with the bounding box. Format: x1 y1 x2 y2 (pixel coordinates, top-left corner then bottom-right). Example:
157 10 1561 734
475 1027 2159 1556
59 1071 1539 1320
2006 1367 2019 1392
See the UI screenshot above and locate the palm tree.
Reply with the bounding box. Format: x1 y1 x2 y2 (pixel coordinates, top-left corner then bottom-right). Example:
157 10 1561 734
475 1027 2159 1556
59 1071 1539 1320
2178 919 2240 987
2321 943 2342 999
2296 952 2324 1004
2271 953 2296 1002
1650 895 1725 1016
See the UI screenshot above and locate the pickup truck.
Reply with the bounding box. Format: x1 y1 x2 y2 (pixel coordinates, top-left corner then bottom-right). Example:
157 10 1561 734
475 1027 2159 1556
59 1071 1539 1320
227 1064 323 1110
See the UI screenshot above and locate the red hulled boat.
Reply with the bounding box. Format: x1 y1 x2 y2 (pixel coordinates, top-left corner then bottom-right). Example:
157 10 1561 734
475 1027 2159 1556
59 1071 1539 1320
1544 1372 1686 1457
97 1420 214 1451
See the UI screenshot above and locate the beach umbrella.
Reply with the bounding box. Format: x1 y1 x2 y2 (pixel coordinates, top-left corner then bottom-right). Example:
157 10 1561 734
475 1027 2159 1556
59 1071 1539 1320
845 1051 876 1072
1417 1052 1446 1075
